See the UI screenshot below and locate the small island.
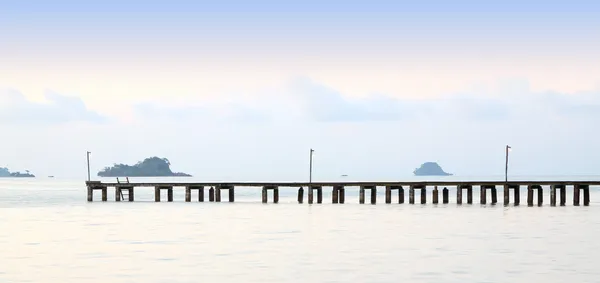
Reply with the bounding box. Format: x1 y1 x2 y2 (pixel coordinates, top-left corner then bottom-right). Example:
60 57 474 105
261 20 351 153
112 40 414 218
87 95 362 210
97 157 192 177
413 162 452 176
0 167 35 177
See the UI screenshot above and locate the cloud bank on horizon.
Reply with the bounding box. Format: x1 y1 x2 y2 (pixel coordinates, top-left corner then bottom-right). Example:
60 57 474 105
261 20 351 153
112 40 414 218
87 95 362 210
1 0 599 179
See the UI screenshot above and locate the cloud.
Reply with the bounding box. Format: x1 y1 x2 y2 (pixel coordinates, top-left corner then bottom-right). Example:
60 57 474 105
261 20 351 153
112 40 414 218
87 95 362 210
130 77 600 126
0 89 106 125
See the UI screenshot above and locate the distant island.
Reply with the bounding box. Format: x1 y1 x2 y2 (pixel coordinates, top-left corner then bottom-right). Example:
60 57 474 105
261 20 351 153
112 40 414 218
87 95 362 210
413 162 452 176
97 157 192 177
0 167 35 177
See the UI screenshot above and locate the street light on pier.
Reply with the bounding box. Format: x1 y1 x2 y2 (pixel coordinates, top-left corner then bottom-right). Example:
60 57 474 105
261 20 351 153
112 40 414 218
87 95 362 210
309 148 314 184
86 151 91 182
505 145 511 182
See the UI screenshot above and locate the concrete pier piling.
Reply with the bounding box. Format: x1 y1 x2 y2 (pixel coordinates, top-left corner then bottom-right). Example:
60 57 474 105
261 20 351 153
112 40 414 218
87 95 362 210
480 186 487 204
261 185 279 203
550 184 566 206
457 184 473 204
526 185 543 206
583 185 590 206
215 186 221 202
573 184 590 206
167 187 173 202
409 185 426 204
503 184 520 206
480 185 497 205
215 185 234 202
115 186 122 202
442 187 449 204
359 186 376 204
385 186 403 204
298 187 304 203
432 186 439 204
154 186 161 202
308 186 322 204
185 185 204 202
209 187 215 202
102 187 108 201
332 185 344 204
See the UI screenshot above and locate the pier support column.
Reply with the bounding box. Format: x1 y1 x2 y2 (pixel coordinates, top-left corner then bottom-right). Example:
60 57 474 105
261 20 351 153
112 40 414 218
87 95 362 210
332 186 340 204
385 186 403 204
399 187 404 204
420 187 426 204
457 185 463 204
480 186 487 204
317 187 323 204
359 187 365 204
273 187 279 203
339 188 345 204
167 188 173 202
216 187 222 202
308 186 314 204
550 185 557 206
155 186 161 202
432 186 439 204
537 186 543 206
262 187 268 203
467 186 473 204
527 185 534 206
198 186 205 202
115 187 122 202
128 188 134 202
480 185 497 205
209 187 215 202
583 185 590 206
185 187 191 202
102 187 108 201
385 186 392 204
573 184 581 206
409 186 415 204
87 186 93 202
560 186 566 206
229 187 235 202
371 186 377 204
298 187 304 204
504 184 520 206
442 187 449 204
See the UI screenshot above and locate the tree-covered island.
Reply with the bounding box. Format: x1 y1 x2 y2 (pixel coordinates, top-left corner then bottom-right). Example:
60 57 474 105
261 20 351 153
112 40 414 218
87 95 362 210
98 157 192 177
413 162 452 176
0 167 35 177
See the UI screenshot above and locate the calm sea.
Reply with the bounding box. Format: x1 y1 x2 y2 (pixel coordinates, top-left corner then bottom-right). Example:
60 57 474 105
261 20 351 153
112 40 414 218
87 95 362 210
1 176 600 283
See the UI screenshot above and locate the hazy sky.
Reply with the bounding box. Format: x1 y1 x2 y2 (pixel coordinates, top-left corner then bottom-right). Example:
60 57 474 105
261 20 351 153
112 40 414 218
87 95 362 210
1 0 600 180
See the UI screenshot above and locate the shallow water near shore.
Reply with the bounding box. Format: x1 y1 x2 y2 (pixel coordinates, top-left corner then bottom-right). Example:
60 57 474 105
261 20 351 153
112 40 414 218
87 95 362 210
1 176 600 282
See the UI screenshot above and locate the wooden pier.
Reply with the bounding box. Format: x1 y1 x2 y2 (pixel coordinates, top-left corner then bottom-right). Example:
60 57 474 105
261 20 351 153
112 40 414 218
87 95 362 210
86 181 595 206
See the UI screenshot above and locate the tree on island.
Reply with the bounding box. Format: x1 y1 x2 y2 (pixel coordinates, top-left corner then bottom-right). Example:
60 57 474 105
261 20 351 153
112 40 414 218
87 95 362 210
97 157 192 177
413 162 452 176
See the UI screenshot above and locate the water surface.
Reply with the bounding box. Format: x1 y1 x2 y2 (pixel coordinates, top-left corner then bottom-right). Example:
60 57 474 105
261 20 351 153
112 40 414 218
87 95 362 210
1 177 599 282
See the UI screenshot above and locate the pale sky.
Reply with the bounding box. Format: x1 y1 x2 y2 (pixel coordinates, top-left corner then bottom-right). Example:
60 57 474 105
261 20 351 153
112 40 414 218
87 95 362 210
1 0 600 180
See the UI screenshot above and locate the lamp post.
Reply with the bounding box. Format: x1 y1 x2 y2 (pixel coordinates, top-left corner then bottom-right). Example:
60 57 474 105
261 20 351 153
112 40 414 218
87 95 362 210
309 148 314 184
86 151 91 182
504 145 511 182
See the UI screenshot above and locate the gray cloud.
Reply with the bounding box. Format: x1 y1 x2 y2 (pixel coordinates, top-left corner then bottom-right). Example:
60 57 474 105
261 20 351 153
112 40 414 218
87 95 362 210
131 78 600 125
287 78 426 122
0 89 106 125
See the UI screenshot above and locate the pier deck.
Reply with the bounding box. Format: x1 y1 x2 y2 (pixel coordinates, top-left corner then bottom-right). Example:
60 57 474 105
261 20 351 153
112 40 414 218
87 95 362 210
86 180 596 206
